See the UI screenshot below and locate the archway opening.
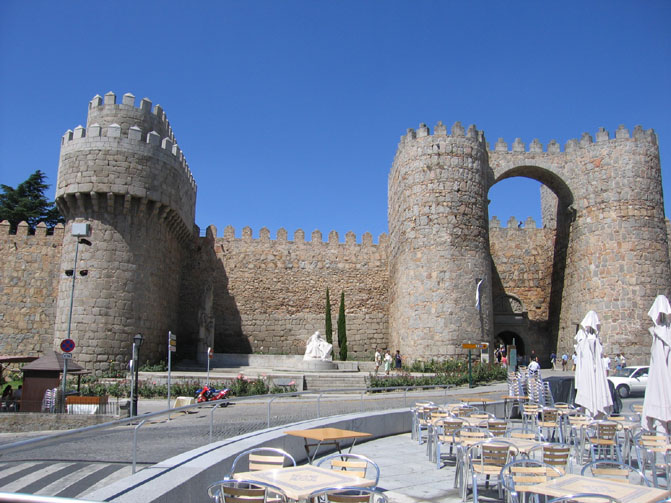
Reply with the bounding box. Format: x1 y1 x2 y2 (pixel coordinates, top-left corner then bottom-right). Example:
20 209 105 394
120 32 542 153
497 330 525 356
487 167 574 364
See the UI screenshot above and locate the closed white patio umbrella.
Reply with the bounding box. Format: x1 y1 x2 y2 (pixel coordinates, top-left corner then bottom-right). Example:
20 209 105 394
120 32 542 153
642 295 671 434
574 310 613 418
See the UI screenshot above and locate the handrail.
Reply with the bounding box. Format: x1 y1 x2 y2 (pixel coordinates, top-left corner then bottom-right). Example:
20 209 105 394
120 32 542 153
0 383 458 468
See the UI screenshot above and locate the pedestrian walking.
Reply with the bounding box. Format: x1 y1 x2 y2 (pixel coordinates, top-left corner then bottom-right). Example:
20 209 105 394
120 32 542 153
394 350 402 371
561 353 568 371
374 348 382 375
384 350 392 376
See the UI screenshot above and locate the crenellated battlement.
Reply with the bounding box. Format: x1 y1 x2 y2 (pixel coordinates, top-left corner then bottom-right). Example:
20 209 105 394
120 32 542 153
60 121 195 191
88 92 176 143
217 225 388 246
488 124 657 154
0 220 64 237
489 216 543 229
398 121 487 148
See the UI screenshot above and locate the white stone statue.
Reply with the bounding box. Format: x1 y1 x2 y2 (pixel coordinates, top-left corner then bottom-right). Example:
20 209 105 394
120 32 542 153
304 331 333 361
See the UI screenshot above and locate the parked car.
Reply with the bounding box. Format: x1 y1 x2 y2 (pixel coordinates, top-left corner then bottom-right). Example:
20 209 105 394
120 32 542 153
607 366 649 398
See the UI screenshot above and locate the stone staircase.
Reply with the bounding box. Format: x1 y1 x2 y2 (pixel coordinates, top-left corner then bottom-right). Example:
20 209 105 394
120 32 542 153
303 372 369 391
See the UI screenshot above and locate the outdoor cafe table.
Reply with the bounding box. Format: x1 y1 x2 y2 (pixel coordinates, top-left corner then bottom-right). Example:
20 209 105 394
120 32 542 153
530 474 671 503
285 427 372 463
233 464 374 501
459 397 495 412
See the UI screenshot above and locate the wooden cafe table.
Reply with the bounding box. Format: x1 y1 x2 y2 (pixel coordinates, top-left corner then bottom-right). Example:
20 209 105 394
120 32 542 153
530 474 671 503
285 427 372 463
234 465 375 501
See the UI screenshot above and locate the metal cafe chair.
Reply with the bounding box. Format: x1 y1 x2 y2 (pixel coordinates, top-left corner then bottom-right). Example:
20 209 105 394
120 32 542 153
500 459 562 503
226 448 296 479
634 430 671 488
207 478 288 503
308 486 388 503
316 453 381 488
583 420 623 463
451 426 494 491
464 439 519 502
580 459 652 486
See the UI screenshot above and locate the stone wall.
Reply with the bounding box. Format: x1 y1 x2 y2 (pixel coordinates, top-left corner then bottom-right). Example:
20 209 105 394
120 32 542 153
0 222 63 355
200 225 390 359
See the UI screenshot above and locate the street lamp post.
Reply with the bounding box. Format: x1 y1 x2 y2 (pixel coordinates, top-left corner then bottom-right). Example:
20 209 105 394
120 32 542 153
132 333 144 416
62 223 91 413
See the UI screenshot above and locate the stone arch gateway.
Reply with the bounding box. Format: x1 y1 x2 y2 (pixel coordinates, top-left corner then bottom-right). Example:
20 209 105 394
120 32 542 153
390 122 670 365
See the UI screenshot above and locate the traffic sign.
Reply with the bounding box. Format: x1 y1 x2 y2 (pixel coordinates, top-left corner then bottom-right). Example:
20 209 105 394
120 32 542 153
62 353 73 359
208 347 214 360
60 338 75 353
168 331 176 352
462 342 489 350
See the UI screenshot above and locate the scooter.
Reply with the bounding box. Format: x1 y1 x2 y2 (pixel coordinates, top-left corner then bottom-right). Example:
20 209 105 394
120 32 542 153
194 385 230 405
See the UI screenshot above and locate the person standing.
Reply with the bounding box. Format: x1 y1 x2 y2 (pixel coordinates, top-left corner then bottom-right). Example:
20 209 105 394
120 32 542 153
561 353 568 371
394 350 402 371
550 352 557 370
374 349 382 375
528 356 541 377
603 354 611 376
384 350 392 376
571 351 578 371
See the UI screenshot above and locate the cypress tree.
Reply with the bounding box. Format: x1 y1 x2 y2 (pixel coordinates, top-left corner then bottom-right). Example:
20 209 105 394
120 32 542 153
337 291 347 361
325 288 333 345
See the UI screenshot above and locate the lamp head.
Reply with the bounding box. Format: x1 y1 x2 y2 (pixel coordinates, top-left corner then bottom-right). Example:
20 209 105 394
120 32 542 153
134 333 144 347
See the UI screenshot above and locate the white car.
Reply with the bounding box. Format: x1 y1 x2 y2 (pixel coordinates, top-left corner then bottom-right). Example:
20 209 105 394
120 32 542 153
607 366 649 398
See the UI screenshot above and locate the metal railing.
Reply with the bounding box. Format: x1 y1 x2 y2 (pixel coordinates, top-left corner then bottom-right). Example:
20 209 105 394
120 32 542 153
0 384 460 474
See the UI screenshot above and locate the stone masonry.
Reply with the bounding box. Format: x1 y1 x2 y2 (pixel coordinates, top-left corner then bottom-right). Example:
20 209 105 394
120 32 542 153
0 92 668 371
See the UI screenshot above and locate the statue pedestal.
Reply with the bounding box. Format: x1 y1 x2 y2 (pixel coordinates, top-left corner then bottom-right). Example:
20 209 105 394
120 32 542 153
301 359 338 371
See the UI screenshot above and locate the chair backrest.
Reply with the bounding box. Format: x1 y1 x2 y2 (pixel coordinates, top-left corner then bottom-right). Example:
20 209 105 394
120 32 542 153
487 420 507 437
500 459 563 501
540 408 560 423
207 478 286 503
581 460 652 486
308 487 388 503
227 448 296 478
540 444 571 473
589 420 621 441
453 426 493 444
453 405 478 417
547 493 621 503
316 453 381 487
468 440 519 471
436 418 464 438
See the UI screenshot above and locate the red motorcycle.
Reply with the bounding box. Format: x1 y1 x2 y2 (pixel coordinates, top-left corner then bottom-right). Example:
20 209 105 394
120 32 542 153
194 385 230 405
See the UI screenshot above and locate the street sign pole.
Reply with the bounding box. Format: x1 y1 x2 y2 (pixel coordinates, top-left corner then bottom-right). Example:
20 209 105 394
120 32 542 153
167 334 171 410
468 349 473 388
61 355 69 413
129 343 136 417
206 347 211 387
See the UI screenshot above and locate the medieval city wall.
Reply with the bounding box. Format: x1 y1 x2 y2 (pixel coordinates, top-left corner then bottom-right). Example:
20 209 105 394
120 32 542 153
0 222 63 355
207 225 390 359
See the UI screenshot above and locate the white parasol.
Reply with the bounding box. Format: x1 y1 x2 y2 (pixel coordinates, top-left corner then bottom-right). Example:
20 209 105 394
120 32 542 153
642 295 671 434
574 310 613 418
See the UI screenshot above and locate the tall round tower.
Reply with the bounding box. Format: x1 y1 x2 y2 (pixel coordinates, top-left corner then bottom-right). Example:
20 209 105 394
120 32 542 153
556 126 670 364
388 121 493 361
55 92 196 372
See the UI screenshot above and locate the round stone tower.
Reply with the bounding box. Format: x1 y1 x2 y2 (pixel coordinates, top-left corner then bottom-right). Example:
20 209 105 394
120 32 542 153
55 92 196 372
388 121 493 362
556 126 670 364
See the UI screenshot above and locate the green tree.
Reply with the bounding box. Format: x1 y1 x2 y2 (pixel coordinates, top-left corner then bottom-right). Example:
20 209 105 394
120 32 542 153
337 291 347 361
325 288 333 345
0 170 63 233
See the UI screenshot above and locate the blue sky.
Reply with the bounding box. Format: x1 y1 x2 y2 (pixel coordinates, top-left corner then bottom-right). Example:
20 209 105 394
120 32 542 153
1 1 669 241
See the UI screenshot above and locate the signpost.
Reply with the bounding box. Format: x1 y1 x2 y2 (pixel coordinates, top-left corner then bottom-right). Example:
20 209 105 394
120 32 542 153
60 339 75 412
206 347 213 386
462 342 489 388
167 331 176 409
